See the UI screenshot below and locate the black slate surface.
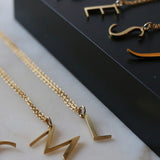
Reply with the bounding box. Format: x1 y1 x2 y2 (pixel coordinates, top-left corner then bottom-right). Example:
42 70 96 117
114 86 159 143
44 0 160 97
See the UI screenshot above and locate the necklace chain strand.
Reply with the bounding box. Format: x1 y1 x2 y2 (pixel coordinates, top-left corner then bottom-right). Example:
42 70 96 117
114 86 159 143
0 67 50 125
118 0 155 6
0 31 112 141
0 31 85 118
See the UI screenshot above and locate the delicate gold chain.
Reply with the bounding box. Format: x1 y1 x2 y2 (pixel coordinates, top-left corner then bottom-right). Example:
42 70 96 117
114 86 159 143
0 31 86 118
117 0 155 5
0 67 51 126
148 23 160 29
143 22 160 30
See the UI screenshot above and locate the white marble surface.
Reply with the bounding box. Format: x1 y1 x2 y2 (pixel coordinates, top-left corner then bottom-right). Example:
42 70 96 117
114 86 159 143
0 0 159 160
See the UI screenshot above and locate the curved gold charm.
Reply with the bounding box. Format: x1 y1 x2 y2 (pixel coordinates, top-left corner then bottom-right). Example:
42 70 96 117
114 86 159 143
85 115 112 141
127 48 160 58
109 24 145 37
0 141 16 148
30 126 80 160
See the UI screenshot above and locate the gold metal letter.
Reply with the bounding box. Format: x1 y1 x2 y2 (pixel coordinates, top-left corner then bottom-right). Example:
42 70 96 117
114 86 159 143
30 126 80 160
84 3 120 18
0 141 16 148
85 115 112 141
109 24 145 37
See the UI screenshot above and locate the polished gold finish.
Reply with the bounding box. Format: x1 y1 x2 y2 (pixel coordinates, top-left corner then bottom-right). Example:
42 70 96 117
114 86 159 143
143 22 160 30
84 0 155 18
30 125 80 160
85 115 112 140
0 141 16 148
84 3 122 18
127 48 160 58
0 30 112 141
109 24 145 37
0 67 79 159
118 0 155 5
109 22 160 37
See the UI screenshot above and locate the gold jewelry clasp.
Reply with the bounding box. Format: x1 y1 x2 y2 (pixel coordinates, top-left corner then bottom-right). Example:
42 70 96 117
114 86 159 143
109 24 146 37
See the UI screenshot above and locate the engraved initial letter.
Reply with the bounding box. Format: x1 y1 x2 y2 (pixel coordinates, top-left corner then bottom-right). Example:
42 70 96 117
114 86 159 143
85 115 112 141
84 3 120 18
30 126 80 160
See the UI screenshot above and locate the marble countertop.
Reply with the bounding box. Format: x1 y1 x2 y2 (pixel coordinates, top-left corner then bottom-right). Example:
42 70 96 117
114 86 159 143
0 0 159 160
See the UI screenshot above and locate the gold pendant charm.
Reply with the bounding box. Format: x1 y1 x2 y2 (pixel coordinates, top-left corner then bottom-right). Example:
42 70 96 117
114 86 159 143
109 24 146 37
84 3 121 18
109 22 157 38
127 48 160 58
0 141 16 148
85 115 112 141
30 126 80 160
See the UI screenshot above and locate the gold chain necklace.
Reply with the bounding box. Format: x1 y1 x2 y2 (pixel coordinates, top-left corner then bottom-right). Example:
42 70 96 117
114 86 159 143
84 0 155 18
0 67 79 160
0 31 112 141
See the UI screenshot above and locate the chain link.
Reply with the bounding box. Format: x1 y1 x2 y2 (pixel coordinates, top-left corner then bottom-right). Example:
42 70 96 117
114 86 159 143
149 23 160 30
118 0 155 6
0 67 50 125
0 31 85 118
143 22 160 31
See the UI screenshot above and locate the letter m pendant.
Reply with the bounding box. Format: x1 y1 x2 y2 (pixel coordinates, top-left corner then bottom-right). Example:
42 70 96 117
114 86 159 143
30 126 80 160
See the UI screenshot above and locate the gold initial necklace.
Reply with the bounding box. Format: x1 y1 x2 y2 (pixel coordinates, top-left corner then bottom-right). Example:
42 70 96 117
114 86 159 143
84 0 155 18
0 31 112 141
0 67 79 160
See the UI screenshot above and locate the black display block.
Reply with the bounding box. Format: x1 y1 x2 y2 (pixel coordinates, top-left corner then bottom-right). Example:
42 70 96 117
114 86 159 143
14 0 160 156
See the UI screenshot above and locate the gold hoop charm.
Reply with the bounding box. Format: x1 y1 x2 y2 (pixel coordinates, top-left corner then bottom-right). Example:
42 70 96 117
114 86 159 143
78 106 86 118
